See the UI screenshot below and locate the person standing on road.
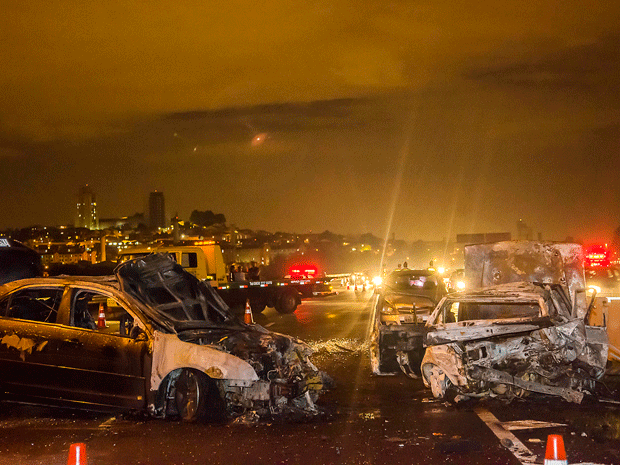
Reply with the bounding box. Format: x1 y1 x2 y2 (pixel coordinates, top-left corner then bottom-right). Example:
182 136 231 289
234 265 246 281
247 261 260 281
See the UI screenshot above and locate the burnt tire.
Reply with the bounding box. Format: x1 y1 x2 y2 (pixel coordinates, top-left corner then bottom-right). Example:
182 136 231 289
171 369 226 422
275 289 299 314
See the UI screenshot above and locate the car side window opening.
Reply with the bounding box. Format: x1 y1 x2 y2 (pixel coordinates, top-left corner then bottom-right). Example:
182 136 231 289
438 302 459 324
71 290 135 337
1 287 63 323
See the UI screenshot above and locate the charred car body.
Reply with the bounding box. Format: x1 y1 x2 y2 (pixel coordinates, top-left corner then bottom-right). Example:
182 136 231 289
421 241 608 403
370 269 447 377
0 254 327 420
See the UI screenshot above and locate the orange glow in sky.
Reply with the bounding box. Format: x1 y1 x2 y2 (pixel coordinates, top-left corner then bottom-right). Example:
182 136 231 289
251 133 268 147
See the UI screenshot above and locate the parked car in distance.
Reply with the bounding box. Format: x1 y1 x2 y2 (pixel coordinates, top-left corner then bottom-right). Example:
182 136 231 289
447 268 466 292
0 254 328 421
585 266 620 297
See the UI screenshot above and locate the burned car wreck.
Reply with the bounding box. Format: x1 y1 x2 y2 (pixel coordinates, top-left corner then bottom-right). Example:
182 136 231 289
421 241 609 403
0 253 328 421
370 269 447 377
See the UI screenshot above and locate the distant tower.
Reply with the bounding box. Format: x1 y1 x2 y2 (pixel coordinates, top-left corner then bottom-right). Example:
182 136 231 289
148 191 166 231
76 185 99 230
516 219 533 241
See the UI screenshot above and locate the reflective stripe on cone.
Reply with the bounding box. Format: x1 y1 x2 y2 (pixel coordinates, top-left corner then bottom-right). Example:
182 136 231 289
97 303 107 329
67 443 88 465
544 434 567 465
244 299 254 324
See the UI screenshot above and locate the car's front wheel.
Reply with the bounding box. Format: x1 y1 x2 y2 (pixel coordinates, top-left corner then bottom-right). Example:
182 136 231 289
168 369 225 422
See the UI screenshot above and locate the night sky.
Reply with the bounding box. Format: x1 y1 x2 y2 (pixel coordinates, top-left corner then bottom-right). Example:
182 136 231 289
1 1 619 242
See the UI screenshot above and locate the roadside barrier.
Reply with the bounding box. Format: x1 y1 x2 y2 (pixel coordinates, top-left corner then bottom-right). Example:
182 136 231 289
544 434 567 465
244 299 254 324
67 442 88 465
97 303 107 329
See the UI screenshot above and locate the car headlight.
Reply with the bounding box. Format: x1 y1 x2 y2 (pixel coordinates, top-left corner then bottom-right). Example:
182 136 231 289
381 305 398 315
372 276 383 286
456 281 466 290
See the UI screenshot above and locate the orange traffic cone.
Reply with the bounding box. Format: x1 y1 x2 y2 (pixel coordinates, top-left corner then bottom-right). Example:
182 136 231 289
244 299 254 324
544 434 567 465
67 442 88 465
97 303 107 329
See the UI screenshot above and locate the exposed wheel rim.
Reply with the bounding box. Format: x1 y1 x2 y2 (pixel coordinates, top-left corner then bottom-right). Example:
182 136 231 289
429 366 447 399
175 370 200 421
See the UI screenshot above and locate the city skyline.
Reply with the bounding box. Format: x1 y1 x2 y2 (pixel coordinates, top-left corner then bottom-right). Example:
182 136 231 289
0 187 578 246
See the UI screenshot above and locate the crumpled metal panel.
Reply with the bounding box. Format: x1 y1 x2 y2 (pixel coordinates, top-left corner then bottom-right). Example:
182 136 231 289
464 241 587 319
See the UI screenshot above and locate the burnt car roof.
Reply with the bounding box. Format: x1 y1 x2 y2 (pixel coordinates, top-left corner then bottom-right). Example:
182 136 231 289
114 253 242 332
0 275 119 292
0 275 175 333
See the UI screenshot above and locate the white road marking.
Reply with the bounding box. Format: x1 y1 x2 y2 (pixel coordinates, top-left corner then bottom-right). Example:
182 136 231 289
502 420 567 431
475 407 538 465
98 416 117 429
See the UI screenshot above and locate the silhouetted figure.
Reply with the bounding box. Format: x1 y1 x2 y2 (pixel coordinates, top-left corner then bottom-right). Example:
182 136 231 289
233 266 246 281
247 261 260 281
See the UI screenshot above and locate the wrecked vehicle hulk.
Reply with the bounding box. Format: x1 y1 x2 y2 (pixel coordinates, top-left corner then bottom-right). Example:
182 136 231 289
421 241 608 403
0 253 328 421
370 268 447 377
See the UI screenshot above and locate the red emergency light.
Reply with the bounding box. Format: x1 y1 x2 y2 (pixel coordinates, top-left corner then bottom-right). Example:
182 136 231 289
585 244 610 268
288 263 318 279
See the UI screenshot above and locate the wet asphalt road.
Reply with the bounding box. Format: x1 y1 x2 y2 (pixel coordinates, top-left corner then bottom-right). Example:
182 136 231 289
2 289 620 465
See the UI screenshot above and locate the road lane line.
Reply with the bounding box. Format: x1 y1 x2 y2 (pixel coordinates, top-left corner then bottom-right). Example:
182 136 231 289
502 420 566 431
475 407 538 464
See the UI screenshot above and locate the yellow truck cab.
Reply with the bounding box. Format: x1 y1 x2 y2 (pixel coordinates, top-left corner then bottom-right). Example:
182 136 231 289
118 244 228 285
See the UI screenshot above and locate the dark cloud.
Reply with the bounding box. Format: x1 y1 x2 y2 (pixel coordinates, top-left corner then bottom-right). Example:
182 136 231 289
465 34 620 90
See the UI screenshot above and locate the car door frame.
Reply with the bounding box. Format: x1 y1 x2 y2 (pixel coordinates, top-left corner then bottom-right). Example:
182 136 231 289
54 282 153 410
0 282 73 405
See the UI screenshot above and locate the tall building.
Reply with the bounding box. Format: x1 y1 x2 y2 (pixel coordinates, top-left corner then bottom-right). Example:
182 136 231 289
517 219 533 240
76 185 99 230
148 191 166 230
